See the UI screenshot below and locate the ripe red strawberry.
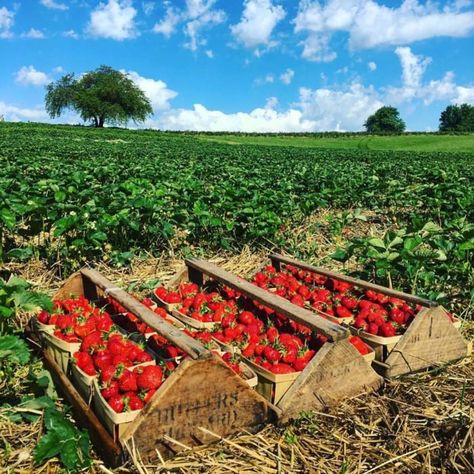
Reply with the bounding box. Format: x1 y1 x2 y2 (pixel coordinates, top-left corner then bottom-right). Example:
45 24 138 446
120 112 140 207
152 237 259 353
81 331 104 353
37 310 50 324
134 350 153 363
335 305 353 318
136 365 163 390
290 294 305 307
166 292 182 304
125 392 144 410
341 296 358 310
282 345 297 364
140 388 156 403
390 308 405 325
100 365 120 384
118 370 137 392
353 317 369 331
266 327 279 343
74 351 93 369
101 380 120 399
242 343 256 358
108 395 124 413
367 323 379 335
93 350 113 371
74 316 96 338
270 363 295 374
379 322 396 337
263 346 281 363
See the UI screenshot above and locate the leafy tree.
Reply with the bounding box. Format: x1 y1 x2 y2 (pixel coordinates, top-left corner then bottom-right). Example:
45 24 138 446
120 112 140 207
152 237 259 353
364 106 406 133
45 66 152 127
439 103 474 132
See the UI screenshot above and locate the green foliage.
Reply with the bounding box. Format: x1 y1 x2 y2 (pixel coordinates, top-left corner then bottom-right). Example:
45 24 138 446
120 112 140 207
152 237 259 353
0 122 473 314
34 407 91 472
0 276 53 334
332 218 474 306
439 103 474 132
45 65 152 127
364 106 406 133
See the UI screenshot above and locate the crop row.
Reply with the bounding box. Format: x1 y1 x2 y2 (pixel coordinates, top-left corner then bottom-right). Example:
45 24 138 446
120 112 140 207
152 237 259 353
0 123 472 314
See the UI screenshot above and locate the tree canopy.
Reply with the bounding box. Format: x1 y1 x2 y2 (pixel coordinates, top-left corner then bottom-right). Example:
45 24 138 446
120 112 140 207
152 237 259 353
364 106 406 134
45 66 153 127
439 103 474 132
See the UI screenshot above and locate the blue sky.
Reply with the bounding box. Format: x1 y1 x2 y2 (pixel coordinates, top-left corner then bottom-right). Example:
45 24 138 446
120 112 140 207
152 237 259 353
1 0 474 131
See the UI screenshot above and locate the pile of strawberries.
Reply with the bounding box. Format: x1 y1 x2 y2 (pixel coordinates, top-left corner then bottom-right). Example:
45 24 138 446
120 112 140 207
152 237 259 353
37 295 115 343
251 264 431 337
153 277 372 375
38 295 173 414
98 363 166 413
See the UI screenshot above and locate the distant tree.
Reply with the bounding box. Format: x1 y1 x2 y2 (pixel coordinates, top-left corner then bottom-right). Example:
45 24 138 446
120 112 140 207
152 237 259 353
439 103 474 132
45 65 152 127
364 106 406 133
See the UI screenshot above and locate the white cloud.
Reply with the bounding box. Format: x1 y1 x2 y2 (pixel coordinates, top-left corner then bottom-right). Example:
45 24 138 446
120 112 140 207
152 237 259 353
87 0 137 40
299 34 336 62
15 66 50 87
153 6 181 37
205 49 214 58
142 1 155 16
153 0 225 51
21 28 45 39
255 73 275 85
298 82 383 131
231 0 286 50
63 29 79 39
123 70 178 111
53 66 64 73
0 6 15 38
280 68 294 85
368 61 377 71
184 7 226 51
155 103 316 132
0 102 49 121
386 47 474 106
294 0 474 54
40 0 68 10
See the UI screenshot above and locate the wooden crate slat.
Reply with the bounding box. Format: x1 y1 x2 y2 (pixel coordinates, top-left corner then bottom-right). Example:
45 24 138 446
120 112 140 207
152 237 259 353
276 339 383 423
120 355 271 462
58 269 210 360
270 253 437 308
185 258 349 342
383 306 470 377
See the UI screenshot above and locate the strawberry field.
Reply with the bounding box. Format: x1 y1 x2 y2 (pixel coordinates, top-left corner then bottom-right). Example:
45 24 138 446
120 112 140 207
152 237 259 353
1 122 473 473
1 122 473 314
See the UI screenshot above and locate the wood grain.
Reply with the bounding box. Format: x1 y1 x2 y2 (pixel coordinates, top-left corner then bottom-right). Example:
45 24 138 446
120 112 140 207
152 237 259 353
384 306 470 377
120 355 270 461
276 339 383 423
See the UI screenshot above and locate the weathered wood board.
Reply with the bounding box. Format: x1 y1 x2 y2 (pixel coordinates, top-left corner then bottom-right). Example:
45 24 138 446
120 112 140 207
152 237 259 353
276 339 383 423
383 306 471 377
121 355 271 461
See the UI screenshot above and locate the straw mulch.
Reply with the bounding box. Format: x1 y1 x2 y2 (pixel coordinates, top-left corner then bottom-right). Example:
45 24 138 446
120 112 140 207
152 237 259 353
1 247 473 474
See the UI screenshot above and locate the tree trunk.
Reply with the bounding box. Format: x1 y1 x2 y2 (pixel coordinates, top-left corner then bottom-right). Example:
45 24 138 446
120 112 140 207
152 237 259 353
98 116 105 128
92 117 98 127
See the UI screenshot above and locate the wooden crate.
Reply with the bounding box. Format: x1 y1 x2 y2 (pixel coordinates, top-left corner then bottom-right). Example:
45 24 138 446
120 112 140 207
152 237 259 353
29 268 271 465
269 253 472 378
181 258 383 423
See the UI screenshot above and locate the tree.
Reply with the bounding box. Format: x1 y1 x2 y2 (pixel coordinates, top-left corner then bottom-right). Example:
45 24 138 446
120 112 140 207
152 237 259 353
364 106 406 133
45 66 152 127
439 103 474 132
